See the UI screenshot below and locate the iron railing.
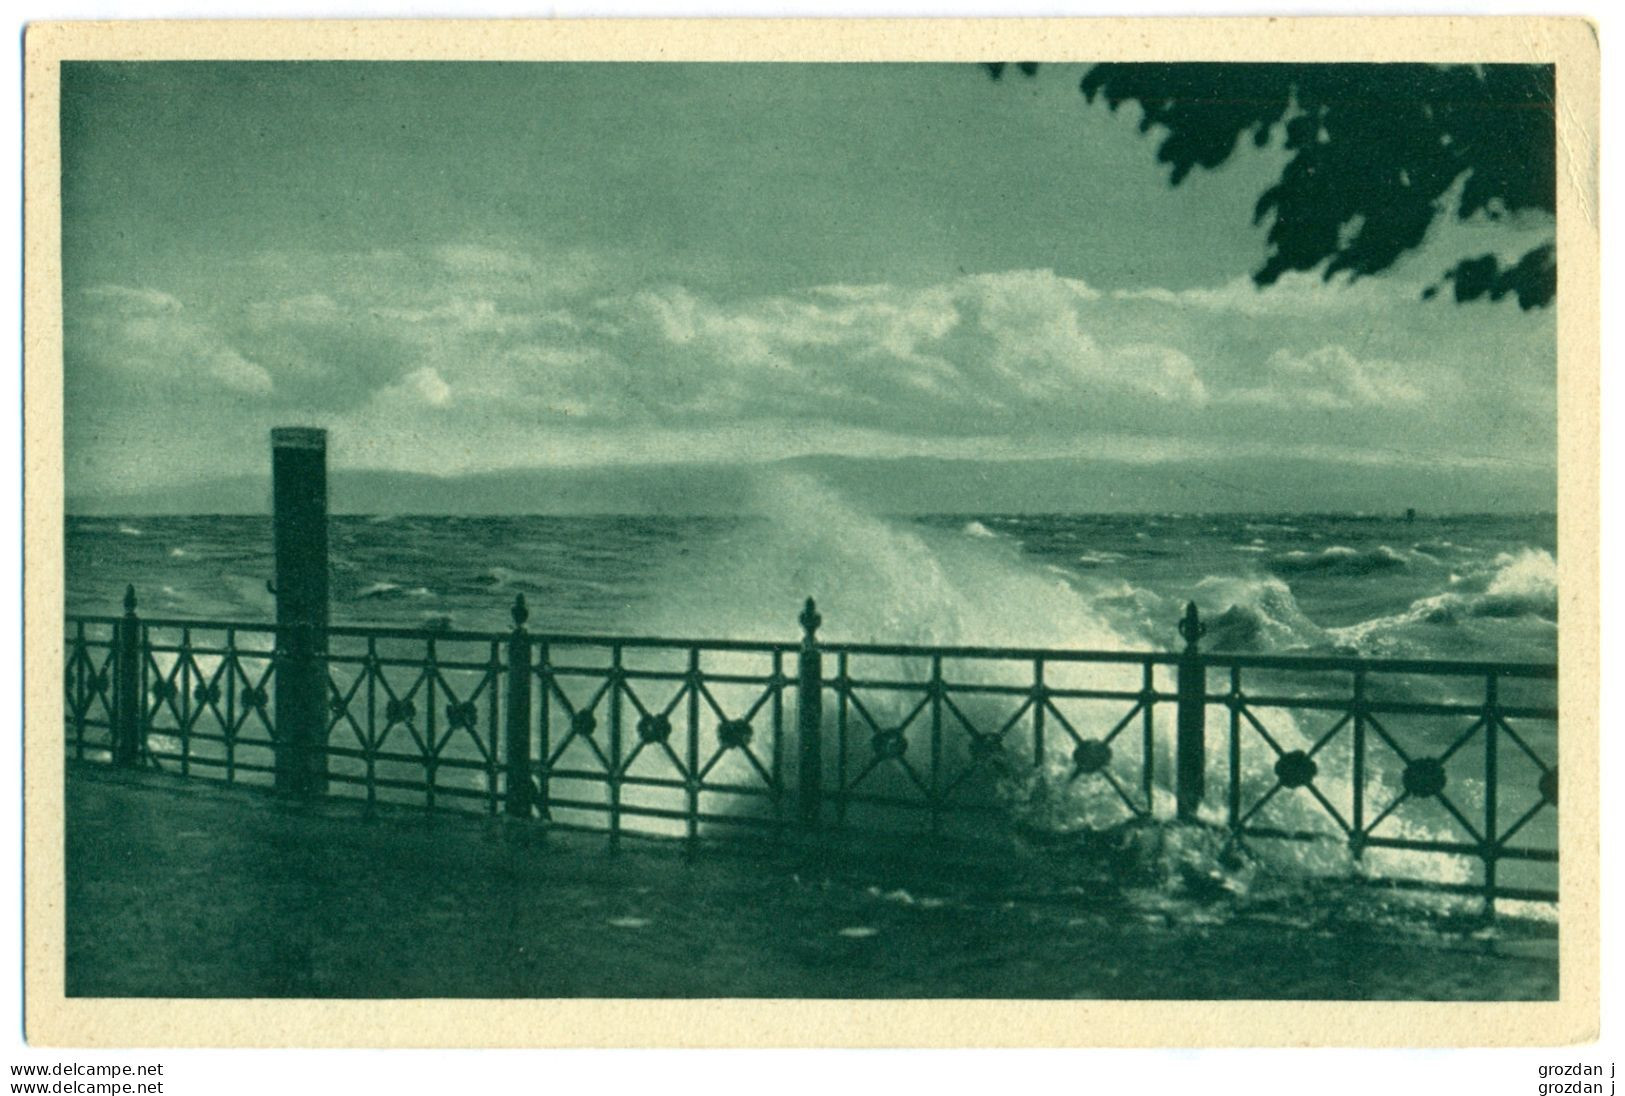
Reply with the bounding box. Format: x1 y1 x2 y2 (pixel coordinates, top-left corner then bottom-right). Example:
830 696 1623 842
63 587 1558 913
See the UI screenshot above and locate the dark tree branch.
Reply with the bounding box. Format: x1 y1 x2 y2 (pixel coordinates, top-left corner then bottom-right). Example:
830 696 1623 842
993 62 1556 309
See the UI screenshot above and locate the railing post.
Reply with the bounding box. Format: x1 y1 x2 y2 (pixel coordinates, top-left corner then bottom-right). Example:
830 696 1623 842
271 426 330 797
1351 669 1367 859
505 595 534 818
1483 673 1499 920
1175 601 1207 822
797 597 824 828
113 585 143 767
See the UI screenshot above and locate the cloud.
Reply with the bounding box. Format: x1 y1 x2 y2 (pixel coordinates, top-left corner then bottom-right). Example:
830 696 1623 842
71 284 273 396
370 298 531 337
1115 345 1208 405
433 244 539 278
199 349 275 396
82 284 184 314
65 262 1447 430
1229 346 1425 410
587 269 1214 432
245 292 342 325
63 246 1551 485
398 366 452 407
98 259 1447 433
1109 270 1413 316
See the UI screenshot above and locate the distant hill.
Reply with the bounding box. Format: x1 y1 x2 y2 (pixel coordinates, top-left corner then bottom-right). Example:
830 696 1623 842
65 454 1556 516
68 465 756 517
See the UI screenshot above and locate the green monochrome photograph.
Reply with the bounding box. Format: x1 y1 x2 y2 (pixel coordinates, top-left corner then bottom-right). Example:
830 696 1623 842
31 20 1599 1034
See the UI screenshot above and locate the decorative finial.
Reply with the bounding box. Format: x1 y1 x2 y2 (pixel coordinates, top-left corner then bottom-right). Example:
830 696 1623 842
511 593 529 629
123 584 137 614
799 596 822 644
1178 601 1205 651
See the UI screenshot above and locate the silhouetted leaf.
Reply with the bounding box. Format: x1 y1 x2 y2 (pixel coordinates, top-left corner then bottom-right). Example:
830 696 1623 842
993 62 1556 309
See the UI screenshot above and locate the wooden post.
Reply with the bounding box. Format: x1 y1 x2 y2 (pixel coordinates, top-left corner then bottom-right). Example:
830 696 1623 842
1483 673 1499 920
113 584 142 767
536 639 551 821
271 427 330 796
505 595 534 818
797 597 824 828
1175 601 1207 822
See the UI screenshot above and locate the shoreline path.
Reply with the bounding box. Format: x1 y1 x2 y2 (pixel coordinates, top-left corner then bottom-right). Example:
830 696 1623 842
63 763 1557 1000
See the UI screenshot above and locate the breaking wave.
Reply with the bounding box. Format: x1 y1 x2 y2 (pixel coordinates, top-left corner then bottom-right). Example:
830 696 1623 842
628 478 1523 914
641 472 1141 652
1329 548 1557 651
1190 574 1329 652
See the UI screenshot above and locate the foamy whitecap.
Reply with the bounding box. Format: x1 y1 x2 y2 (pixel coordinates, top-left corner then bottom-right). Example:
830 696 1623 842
1329 545 1558 652
1268 544 1412 577
1190 574 1327 652
640 472 1142 653
357 581 403 599
479 564 553 591
1483 547 1557 611
631 481 1476 907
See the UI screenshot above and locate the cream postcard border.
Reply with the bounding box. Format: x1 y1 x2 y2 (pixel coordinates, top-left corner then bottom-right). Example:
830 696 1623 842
20 16 1602 1047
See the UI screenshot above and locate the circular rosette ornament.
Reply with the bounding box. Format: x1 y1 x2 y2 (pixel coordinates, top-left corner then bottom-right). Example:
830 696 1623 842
1402 757 1448 799
1071 739 1112 776
871 730 907 761
1274 750 1318 789
718 719 752 750
637 712 672 744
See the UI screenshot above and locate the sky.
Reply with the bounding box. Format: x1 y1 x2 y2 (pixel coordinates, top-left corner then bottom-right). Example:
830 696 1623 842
60 61 1558 509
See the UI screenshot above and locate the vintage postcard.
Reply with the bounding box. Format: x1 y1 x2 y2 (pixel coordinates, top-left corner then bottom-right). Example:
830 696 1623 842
22 17 1600 1046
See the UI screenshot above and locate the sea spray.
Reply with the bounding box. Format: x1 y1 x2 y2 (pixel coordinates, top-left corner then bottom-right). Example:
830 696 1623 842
1327 546 1557 658
1190 574 1329 652
636 472 1142 652
625 476 1451 902
622 473 1159 836
609 478 1514 908
1483 547 1558 616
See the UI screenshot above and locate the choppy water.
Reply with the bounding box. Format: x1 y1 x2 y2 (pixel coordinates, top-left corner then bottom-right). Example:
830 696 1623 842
66 475 1556 664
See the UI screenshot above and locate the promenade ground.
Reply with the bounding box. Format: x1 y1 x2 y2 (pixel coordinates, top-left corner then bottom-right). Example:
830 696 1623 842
64 762 1557 1000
